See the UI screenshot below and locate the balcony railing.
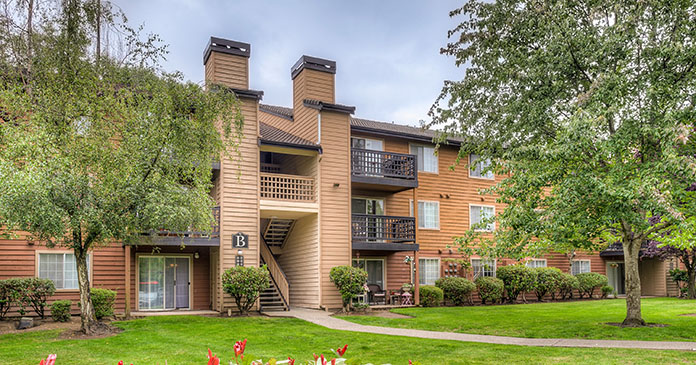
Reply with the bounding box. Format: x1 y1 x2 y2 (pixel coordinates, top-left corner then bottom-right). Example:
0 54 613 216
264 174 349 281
351 149 417 181
154 206 220 237
260 173 316 202
351 214 416 244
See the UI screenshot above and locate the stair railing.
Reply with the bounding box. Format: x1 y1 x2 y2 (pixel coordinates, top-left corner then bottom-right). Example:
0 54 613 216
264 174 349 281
260 236 290 308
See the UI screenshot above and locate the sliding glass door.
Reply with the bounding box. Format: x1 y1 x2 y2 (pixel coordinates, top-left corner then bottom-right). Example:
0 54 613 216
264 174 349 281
138 256 190 310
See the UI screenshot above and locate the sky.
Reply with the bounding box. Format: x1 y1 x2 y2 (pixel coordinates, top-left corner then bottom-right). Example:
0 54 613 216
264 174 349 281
113 0 464 125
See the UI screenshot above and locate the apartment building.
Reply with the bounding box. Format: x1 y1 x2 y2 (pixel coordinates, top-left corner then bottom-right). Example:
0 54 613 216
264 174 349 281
0 36 679 316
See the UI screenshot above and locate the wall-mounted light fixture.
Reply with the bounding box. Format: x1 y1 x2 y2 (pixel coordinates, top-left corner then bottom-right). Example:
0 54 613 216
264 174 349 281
194 251 200 259
333 183 340 188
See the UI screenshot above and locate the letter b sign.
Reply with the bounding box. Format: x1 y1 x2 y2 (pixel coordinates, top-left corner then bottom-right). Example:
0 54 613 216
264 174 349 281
233 232 249 249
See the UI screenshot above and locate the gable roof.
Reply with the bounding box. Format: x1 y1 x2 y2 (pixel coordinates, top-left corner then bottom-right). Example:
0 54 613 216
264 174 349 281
259 122 321 151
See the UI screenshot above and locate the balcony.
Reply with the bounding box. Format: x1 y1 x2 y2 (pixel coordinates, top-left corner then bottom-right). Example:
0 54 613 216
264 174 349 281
351 149 418 192
260 172 316 202
351 214 419 251
144 206 220 246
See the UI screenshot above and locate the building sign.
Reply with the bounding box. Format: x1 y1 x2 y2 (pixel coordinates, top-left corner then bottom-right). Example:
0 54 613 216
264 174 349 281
233 232 249 249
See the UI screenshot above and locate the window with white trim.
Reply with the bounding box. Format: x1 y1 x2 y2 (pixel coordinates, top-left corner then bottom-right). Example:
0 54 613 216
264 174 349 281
470 205 495 232
571 260 591 275
526 259 547 268
351 137 383 151
469 154 494 179
472 259 496 279
410 144 438 173
419 258 440 285
410 200 440 229
38 253 90 290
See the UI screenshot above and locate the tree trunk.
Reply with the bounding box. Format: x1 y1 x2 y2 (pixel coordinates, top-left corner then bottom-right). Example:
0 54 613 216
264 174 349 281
75 246 101 334
684 252 696 300
621 236 646 327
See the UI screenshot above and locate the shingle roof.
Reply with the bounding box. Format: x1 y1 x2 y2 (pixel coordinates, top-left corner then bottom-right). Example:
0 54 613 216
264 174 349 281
259 103 463 145
258 122 320 150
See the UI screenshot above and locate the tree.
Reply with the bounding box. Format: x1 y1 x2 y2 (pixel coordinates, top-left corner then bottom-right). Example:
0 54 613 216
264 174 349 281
0 0 242 333
432 1 696 326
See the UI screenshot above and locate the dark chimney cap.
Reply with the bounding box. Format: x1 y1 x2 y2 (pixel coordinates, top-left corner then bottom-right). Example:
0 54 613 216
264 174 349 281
203 37 251 64
291 55 336 80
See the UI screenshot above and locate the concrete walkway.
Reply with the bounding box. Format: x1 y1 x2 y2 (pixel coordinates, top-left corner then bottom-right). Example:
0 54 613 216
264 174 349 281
264 307 696 351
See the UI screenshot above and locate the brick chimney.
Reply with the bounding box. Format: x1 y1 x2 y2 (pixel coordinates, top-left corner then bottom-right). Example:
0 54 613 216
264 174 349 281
290 56 336 142
203 37 250 90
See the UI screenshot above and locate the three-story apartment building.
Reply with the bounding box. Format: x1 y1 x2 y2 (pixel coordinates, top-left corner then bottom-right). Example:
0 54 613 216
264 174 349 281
0 36 680 316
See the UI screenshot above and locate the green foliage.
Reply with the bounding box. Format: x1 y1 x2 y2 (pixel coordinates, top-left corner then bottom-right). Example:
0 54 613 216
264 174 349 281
222 266 270 315
329 266 368 311
51 300 72 322
601 285 614 299
533 267 563 301
475 277 504 305
669 268 688 284
558 273 580 300
435 277 475 306
91 288 116 319
576 273 608 299
0 280 11 320
496 265 537 303
419 286 444 307
2 278 55 318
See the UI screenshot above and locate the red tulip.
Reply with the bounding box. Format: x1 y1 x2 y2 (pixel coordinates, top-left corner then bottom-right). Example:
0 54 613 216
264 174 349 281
234 339 247 357
287 357 295 365
118 362 123 365
336 344 348 357
39 355 56 365
409 361 413 365
207 348 220 365
313 353 319 361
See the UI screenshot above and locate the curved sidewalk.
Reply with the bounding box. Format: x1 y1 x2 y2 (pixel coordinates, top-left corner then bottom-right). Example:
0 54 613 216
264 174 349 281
265 307 696 351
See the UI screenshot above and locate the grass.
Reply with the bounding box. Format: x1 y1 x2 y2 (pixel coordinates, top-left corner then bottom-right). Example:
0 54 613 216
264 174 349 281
1 315 696 364
339 297 696 342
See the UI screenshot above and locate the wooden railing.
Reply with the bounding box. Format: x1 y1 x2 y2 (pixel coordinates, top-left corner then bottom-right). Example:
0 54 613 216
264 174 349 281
260 237 290 307
351 149 417 180
260 173 315 202
351 214 416 243
155 206 220 237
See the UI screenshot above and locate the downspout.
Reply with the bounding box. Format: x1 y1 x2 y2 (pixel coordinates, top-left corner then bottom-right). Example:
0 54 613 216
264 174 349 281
317 112 322 144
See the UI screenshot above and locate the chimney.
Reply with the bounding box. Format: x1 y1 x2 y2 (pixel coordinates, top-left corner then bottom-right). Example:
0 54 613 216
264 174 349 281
203 37 251 90
291 55 336 110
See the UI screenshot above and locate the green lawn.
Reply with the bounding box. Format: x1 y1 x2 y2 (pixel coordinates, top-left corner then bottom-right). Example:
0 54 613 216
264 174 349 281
1 315 696 364
339 297 696 342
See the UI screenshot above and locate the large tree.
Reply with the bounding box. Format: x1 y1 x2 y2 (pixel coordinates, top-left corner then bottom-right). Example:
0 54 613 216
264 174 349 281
0 0 241 333
432 0 696 326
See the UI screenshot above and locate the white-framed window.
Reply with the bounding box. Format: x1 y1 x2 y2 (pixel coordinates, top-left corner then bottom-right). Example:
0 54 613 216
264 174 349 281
526 259 547 268
410 200 440 229
571 260 591 275
470 205 495 232
351 137 383 151
419 258 440 285
469 154 494 179
471 258 496 279
38 252 90 290
410 144 438 173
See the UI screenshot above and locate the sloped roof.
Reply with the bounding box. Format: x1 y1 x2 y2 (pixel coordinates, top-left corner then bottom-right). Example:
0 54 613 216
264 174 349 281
258 122 320 150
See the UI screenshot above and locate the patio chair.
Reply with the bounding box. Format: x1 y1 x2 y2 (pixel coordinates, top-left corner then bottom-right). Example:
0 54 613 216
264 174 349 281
367 284 387 305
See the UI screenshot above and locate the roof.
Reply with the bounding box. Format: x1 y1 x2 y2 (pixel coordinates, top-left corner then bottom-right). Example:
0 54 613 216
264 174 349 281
258 122 321 151
600 242 650 257
258 103 464 145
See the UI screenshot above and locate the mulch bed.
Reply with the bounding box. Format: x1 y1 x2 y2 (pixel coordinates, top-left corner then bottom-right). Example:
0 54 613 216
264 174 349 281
0 316 121 339
605 322 669 328
678 313 696 317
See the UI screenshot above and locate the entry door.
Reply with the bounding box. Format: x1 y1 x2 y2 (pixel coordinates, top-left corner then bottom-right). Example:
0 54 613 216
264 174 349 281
139 257 190 310
607 262 626 295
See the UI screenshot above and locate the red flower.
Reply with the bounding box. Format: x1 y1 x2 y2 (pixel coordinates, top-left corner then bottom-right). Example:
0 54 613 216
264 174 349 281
207 348 220 365
39 354 56 365
118 362 123 365
234 339 247 357
287 357 295 365
336 344 348 357
313 353 319 361
409 361 413 365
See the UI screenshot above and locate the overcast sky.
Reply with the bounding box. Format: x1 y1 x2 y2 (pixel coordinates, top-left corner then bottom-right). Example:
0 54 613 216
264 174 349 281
113 0 463 125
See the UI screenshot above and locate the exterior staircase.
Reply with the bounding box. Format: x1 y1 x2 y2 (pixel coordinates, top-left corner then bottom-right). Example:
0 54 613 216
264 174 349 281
263 218 295 247
259 275 288 312
259 237 290 312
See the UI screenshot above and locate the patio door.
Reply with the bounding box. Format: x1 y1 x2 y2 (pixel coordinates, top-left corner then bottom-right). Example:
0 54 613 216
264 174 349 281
138 256 191 310
606 261 625 295
352 258 385 290
352 198 385 242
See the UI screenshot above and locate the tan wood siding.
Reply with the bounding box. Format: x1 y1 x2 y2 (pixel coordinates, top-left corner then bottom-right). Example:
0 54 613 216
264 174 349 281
204 51 249 90
277 214 320 307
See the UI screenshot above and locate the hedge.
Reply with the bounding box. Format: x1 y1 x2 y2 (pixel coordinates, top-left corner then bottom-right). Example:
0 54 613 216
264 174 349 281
558 273 579 299
91 288 117 319
435 277 475 306
0 277 55 319
576 272 608 298
475 276 504 304
533 267 562 301
51 300 72 322
496 265 537 303
419 285 444 307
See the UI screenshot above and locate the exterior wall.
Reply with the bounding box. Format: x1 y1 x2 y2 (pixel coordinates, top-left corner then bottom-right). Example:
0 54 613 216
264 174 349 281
259 112 294 136
277 214 320 307
290 68 334 143
204 51 249 90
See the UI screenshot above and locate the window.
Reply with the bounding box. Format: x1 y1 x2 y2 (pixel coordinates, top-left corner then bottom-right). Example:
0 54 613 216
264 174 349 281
38 253 89 290
571 260 591 275
470 205 495 232
352 198 384 215
351 137 383 151
469 154 494 179
410 200 439 229
419 258 440 285
410 144 438 173
526 259 547 268
352 259 385 289
472 259 496 279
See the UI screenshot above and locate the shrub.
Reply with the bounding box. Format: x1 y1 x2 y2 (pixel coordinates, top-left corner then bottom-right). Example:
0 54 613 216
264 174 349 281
419 285 444 307
496 265 537 303
91 288 116 319
601 285 613 299
475 276 504 304
329 266 368 311
0 280 10 320
558 273 579 299
435 277 475 306
3 277 56 318
221 265 270 315
51 300 72 322
533 267 562 301
576 272 608 299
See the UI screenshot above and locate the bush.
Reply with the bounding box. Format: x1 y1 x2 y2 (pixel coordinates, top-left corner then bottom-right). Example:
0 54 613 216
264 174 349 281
91 288 116 319
496 265 537 303
435 277 475 306
221 265 270 315
419 285 444 307
329 266 368 311
533 267 563 301
558 273 579 299
3 277 55 318
601 285 613 299
51 300 72 322
576 272 608 299
0 280 11 320
475 276 504 304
